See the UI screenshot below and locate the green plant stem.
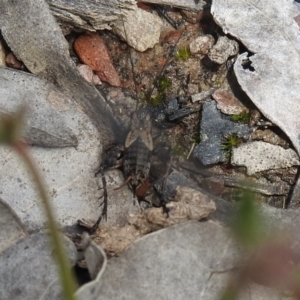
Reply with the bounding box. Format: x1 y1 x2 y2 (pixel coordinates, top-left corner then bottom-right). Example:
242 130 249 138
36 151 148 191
13 141 77 300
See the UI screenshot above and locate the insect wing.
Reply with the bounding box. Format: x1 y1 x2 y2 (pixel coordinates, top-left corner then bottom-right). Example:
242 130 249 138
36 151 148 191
125 127 153 151
139 130 153 151
125 129 139 148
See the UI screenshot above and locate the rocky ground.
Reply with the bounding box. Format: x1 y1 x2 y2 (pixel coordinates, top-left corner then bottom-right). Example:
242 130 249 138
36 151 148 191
1 0 300 299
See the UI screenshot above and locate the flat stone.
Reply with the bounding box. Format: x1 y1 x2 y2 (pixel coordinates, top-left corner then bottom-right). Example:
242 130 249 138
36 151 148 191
232 141 300 175
191 88 216 103
212 88 247 115
76 221 242 300
194 100 253 165
0 68 78 148
0 233 77 300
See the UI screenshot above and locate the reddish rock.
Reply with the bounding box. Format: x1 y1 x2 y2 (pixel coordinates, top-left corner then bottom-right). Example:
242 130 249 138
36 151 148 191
294 15 300 28
5 53 23 69
163 30 182 44
73 33 121 87
201 177 224 196
137 2 151 11
212 88 247 115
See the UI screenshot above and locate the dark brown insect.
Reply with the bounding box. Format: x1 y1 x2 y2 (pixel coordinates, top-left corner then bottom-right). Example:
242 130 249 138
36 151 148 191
121 108 153 197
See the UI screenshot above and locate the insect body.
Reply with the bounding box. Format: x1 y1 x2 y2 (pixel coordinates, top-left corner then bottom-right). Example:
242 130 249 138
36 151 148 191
123 108 153 197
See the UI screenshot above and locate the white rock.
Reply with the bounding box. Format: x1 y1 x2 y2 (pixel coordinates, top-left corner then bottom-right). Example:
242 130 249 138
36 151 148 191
232 141 300 175
77 64 94 83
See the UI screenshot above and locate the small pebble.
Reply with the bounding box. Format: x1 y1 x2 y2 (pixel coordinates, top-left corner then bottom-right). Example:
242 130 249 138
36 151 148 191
191 88 216 103
5 52 23 69
212 89 247 115
181 10 204 24
163 30 182 44
208 36 239 64
189 35 215 55
77 64 94 83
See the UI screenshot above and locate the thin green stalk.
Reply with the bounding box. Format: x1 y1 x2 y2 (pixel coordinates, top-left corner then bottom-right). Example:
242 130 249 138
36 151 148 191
13 141 77 300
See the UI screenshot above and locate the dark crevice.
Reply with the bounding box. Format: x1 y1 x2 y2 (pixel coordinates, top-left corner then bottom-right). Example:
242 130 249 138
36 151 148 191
241 52 255 72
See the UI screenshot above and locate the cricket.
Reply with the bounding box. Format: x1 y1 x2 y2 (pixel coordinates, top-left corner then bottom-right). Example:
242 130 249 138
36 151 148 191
78 2 202 232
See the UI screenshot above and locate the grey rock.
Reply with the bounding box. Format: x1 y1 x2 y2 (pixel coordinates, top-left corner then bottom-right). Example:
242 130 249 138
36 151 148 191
191 88 216 103
208 36 239 64
224 177 290 196
76 221 242 300
0 0 120 144
76 233 107 282
0 198 27 254
76 183 300 300
0 232 77 300
232 141 300 175
96 169 140 227
47 0 136 31
0 68 78 148
189 34 215 55
0 69 104 231
211 0 300 159
289 175 300 208
194 100 253 165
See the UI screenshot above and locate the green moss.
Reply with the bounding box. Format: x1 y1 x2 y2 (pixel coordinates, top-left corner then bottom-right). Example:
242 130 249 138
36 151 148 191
221 133 242 160
157 77 172 92
172 136 187 157
231 111 251 124
172 144 186 156
175 46 191 61
148 93 164 106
